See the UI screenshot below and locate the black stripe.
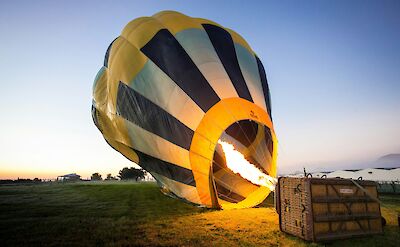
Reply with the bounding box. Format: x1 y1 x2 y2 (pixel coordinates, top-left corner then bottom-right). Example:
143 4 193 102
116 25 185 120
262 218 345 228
255 56 272 118
104 37 118 68
225 120 258 147
264 126 273 155
103 139 195 186
105 139 196 186
135 149 196 187
215 183 246 203
202 24 253 102
117 82 194 150
141 29 220 112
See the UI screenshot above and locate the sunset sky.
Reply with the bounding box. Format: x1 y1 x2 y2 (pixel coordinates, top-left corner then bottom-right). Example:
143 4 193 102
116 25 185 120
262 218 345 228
0 0 399 179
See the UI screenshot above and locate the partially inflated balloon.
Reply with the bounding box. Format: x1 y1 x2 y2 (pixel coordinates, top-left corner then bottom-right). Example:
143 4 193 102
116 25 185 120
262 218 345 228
92 11 277 209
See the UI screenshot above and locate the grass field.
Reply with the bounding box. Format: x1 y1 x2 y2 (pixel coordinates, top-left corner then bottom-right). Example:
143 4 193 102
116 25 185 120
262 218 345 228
0 182 399 246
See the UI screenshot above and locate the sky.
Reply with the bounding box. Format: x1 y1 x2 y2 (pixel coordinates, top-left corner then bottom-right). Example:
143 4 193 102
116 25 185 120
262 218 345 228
0 0 399 179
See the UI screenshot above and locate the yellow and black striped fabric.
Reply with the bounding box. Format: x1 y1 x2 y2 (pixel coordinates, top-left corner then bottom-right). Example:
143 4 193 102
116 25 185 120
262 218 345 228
92 11 277 209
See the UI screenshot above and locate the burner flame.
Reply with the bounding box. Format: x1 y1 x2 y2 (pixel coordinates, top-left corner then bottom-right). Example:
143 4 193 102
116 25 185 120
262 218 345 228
218 140 277 190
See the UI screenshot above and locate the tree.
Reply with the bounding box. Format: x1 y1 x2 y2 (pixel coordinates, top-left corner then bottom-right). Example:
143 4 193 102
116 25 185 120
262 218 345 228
91 172 102 181
118 167 146 181
105 173 117 181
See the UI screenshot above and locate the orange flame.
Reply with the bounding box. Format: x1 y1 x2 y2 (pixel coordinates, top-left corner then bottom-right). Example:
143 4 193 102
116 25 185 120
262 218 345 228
218 140 277 190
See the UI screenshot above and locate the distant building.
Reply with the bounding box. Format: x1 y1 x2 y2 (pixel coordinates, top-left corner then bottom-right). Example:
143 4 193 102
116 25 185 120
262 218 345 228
57 173 81 182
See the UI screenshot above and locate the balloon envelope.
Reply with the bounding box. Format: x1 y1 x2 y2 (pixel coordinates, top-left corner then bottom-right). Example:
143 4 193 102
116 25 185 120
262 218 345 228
92 11 277 209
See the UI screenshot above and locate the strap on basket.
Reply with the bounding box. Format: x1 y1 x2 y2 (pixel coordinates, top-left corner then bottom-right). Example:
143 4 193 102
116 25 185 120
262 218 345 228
350 179 382 204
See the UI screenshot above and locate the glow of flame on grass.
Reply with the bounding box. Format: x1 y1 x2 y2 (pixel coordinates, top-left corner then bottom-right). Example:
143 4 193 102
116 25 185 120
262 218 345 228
218 140 277 191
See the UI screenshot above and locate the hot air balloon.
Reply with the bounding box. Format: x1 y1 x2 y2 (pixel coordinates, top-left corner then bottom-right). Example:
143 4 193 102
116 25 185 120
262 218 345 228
92 11 277 209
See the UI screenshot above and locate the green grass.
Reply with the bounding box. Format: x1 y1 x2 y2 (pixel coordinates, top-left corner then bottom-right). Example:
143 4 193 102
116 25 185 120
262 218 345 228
0 182 399 246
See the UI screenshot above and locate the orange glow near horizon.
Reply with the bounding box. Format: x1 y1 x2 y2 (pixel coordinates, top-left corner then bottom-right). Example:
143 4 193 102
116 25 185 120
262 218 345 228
0 165 130 180
0 167 64 180
0 167 82 180
218 140 277 190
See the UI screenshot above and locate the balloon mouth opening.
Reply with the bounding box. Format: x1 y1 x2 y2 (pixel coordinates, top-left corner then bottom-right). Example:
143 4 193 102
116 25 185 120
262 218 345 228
211 119 276 208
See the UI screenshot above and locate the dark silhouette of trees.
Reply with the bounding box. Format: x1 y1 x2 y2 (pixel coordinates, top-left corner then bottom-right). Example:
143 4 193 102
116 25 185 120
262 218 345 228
118 167 146 181
91 173 102 181
0 178 43 185
105 173 118 181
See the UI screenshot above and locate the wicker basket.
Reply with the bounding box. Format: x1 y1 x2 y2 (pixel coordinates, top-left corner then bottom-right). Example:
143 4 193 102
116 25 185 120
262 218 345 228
276 177 383 242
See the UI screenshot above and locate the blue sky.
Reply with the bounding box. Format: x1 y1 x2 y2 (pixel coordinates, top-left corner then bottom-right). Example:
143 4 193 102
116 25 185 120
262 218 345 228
0 0 399 178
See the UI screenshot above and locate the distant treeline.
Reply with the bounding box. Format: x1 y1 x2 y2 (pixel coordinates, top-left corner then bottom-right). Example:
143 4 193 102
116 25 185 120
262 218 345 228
0 178 43 185
0 167 153 185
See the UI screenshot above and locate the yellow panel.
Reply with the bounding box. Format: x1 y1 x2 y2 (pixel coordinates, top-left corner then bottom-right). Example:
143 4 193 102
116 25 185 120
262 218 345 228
92 67 108 106
121 17 164 49
94 105 134 163
108 38 147 83
221 186 271 209
107 37 147 115
153 11 203 34
188 152 214 206
121 17 152 36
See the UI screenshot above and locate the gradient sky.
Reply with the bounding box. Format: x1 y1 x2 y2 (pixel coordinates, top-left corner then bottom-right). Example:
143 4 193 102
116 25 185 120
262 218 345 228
0 0 399 179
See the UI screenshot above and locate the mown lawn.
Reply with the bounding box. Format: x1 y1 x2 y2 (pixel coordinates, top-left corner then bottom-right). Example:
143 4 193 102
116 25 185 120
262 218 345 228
0 182 399 246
